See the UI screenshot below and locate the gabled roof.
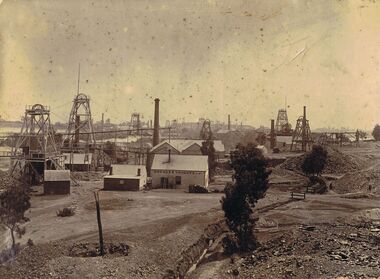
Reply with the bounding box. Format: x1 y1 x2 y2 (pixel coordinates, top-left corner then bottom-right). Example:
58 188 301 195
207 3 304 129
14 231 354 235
151 154 208 172
190 140 225 153
150 139 225 153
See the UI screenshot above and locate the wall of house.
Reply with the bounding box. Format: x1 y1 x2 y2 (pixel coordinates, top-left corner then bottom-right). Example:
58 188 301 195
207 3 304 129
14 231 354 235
103 177 145 191
44 181 70 195
151 169 207 189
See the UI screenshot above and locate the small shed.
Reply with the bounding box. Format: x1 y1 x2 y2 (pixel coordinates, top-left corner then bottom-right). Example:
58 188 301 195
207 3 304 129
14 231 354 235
103 164 147 191
44 170 70 195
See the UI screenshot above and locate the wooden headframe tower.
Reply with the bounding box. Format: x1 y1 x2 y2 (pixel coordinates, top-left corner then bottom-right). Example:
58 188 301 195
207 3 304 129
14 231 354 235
290 106 313 151
10 104 64 183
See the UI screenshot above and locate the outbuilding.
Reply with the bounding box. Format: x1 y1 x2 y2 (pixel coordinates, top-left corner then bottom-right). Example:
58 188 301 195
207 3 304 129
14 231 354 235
44 170 70 195
63 153 92 171
103 164 147 191
151 154 209 189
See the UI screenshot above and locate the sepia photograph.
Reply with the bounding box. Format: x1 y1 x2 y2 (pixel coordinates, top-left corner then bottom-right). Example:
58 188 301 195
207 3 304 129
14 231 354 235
0 0 379 278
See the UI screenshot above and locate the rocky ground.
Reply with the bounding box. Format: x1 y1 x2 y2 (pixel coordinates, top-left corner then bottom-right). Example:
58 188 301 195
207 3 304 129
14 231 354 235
190 221 380 279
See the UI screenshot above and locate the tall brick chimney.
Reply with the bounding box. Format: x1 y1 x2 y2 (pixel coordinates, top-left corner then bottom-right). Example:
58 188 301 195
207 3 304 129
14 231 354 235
153 98 160 147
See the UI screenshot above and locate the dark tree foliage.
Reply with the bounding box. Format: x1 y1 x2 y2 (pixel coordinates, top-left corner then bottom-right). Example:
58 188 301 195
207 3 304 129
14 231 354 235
0 185 31 251
221 143 271 253
201 140 216 180
301 145 328 177
255 133 267 145
372 124 380 141
103 141 116 158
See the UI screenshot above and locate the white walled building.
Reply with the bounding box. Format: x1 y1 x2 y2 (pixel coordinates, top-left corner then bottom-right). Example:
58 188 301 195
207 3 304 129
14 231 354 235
151 154 209 189
103 164 147 191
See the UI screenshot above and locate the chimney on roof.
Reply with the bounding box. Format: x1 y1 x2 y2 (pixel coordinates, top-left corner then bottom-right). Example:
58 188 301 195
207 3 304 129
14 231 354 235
168 149 171 163
228 114 231 131
153 98 160 147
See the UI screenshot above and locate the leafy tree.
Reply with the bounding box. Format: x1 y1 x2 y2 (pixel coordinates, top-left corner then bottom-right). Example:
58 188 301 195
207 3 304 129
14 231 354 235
372 124 380 141
201 140 216 180
301 145 328 177
255 133 267 145
221 143 271 253
0 185 31 252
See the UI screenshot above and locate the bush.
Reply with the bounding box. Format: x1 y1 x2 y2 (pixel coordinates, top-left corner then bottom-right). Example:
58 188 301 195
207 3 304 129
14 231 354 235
27 238 34 246
56 207 75 217
372 124 380 141
301 145 328 177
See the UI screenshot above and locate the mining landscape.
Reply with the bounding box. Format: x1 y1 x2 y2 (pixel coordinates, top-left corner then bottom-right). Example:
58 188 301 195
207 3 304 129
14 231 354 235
1 1 380 278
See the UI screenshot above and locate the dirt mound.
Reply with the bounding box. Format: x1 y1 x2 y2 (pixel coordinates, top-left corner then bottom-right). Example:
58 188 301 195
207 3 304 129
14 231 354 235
69 242 129 257
0 242 66 279
279 147 363 174
332 169 380 194
214 223 380 279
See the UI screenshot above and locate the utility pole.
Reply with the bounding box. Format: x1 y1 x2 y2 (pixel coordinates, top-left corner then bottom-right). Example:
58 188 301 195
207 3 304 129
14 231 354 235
101 113 104 168
94 191 104 256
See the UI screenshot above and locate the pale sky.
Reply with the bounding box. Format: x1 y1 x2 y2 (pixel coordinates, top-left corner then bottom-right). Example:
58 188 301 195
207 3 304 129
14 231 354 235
0 0 379 130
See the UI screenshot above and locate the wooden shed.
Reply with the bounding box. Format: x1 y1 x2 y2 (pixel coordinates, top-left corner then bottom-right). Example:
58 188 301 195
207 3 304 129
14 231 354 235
44 170 70 195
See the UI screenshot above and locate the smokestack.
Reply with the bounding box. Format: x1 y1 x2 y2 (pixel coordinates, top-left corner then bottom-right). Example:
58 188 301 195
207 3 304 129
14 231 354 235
168 149 171 163
153 98 160 147
303 106 306 120
270 119 275 149
228 114 231 131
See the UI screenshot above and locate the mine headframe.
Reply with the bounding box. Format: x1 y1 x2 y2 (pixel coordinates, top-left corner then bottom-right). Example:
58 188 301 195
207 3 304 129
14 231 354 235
64 93 96 152
10 104 65 183
129 113 141 135
275 109 292 135
290 106 313 152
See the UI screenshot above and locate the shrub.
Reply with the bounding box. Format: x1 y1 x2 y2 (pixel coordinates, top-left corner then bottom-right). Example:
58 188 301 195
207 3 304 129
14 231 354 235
56 207 75 217
372 124 380 141
301 145 328 177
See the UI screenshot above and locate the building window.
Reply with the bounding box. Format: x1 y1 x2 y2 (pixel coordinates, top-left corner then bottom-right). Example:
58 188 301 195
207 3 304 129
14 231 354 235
175 176 181 185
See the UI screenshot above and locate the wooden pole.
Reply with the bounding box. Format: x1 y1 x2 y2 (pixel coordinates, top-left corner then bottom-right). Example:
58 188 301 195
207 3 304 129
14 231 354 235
94 191 104 256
